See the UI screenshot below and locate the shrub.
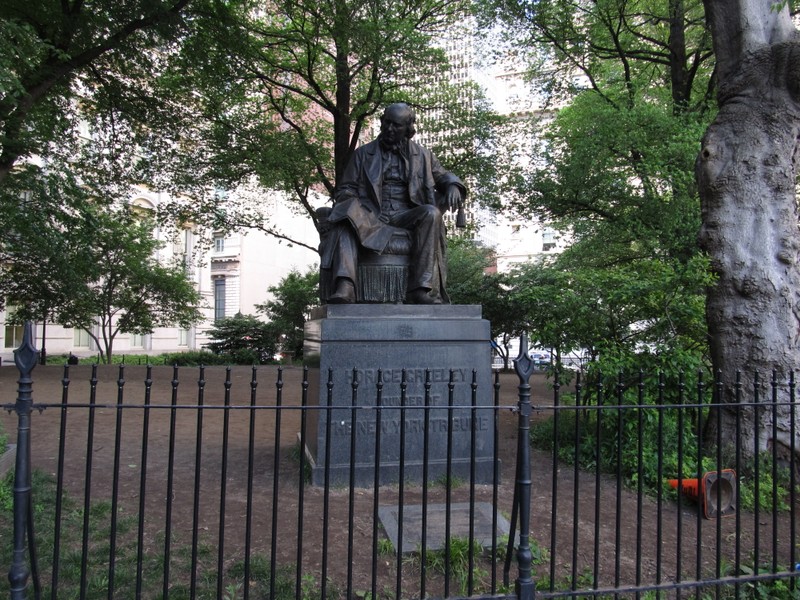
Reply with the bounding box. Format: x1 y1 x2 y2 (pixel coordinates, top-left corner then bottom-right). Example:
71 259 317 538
205 313 278 364
160 350 231 366
531 367 795 511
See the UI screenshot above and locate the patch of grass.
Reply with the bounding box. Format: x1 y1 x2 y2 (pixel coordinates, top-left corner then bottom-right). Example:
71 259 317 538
412 536 488 596
0 470 339 599
432 473 465 489
377 536 394 556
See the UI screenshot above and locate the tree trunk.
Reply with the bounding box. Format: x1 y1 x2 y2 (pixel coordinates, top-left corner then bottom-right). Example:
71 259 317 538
696 0 800 457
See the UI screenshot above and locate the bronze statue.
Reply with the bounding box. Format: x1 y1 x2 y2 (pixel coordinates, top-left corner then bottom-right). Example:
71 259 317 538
320 103 467 305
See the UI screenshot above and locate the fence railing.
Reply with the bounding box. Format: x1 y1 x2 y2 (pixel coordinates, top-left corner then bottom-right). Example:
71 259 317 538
1 323 799 599
530 369 799 599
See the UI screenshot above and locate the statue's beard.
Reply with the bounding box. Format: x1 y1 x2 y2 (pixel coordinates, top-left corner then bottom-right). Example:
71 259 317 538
379 134 407 154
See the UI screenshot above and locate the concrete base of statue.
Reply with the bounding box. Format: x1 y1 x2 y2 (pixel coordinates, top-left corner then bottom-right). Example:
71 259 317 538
303 304 497 487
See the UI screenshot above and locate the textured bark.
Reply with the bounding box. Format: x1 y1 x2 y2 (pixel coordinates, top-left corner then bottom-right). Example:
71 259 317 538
697 1 800 457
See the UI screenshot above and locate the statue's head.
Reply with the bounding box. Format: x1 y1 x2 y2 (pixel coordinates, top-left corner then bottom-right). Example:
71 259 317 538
380 103 416 143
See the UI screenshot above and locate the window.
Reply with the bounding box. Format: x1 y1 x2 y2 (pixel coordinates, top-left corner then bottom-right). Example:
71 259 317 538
181 228 194 270
214 278 226 321
213 236 225 253
74 328 91 347
542 228 557 252
131 334 145 348
4 324 24 349
178 328 189 347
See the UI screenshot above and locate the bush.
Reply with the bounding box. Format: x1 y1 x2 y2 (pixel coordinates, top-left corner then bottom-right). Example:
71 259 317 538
160 350 231 366
530 369 795 512
205 314 278 364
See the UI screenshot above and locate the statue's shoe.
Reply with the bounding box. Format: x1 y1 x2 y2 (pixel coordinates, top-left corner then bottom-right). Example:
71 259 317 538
328 280 356 304
405 288 442 305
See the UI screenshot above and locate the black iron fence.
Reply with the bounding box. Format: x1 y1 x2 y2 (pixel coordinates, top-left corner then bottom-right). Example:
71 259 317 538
1 324 798 599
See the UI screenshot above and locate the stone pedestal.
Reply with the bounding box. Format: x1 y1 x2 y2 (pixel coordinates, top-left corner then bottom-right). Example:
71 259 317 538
303 304 496 487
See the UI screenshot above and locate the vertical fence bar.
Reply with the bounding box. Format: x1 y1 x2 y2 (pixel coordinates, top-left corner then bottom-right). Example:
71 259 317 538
468 369 478 596
635 371 644 600
444 370 455 598
372 370 384 600
714 370 723 600
162 365 179 599
80 364 99 600
771 370 779 573
491 369 500 594
420 370 430 598
753 372 761 583
8 322 39 600
270 367 284 600
694 372 704 600
675 371 685 600
189 365 206 599
346 368 357 600
107 365 126 599
243 366 258 600
513 335 536 600
549 369 560 593
593 375 604 591
320 369 333 600
217 368 232 599
790 371 797 591
51 364 71 597
614 372 624 598
656 371 665 599
571 372 582 593
135 365 153 599
295 367 309 600
395 369 408 599
734 371 742 599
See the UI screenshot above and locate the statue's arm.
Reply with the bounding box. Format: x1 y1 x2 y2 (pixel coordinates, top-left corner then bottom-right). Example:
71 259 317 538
430 151 467 211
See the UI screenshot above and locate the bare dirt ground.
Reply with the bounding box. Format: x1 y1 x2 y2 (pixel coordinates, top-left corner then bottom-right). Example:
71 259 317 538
0 363 791 598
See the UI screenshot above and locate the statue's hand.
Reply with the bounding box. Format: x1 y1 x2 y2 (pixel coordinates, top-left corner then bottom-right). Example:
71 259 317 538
445 185 462 212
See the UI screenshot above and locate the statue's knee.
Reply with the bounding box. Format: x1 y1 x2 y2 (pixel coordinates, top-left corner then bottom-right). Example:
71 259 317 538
420 204 441 223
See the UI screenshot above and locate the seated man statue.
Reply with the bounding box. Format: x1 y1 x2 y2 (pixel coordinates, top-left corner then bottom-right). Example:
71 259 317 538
321 102 467 305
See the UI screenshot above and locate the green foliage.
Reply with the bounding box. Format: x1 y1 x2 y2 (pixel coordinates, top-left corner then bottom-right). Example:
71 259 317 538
508 254 713 370
735 452 795 513
0 0 197 183
159 350 234 367
205 313 279 365
474 0 717 374
446 235 519 337
256 267 319 361
1 200 204 364
418 537 488 596
531 377 714 496
0 473 11 512
531 369 797 513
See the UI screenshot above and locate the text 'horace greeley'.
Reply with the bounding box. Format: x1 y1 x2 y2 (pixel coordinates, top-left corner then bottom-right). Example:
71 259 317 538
346 368 473 386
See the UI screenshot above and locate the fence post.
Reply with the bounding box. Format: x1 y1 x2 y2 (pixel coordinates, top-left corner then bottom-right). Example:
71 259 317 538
7 321 40 599
514 334 536 600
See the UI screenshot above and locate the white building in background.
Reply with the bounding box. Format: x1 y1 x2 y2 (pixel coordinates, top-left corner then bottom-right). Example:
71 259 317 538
0 186 321 363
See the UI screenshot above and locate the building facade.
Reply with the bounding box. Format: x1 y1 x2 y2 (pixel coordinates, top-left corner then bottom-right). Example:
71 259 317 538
0 186 321 363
